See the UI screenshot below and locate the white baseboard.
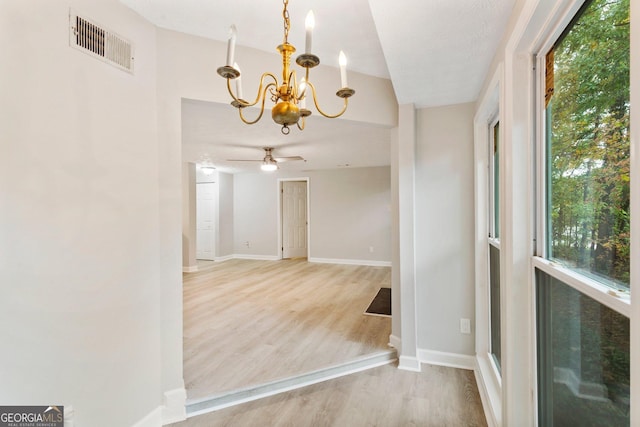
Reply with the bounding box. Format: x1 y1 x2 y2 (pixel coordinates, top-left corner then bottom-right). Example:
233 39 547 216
189 256 392 267
308 257 392 267
398 355 421 372
417 349 475 370
163 387 187 424
388 334 401 350
233 254 280 261
209 255 391 266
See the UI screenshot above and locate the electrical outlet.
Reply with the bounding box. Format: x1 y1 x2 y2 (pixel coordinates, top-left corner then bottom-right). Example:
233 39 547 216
245 241 250 248
460 318 471 334
369 246 374 253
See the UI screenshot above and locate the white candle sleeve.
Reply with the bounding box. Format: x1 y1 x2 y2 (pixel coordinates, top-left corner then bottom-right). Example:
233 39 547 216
299 79 306 109
339 51 348 88
305 11 315 54
226 25 237 65
234 63 243 99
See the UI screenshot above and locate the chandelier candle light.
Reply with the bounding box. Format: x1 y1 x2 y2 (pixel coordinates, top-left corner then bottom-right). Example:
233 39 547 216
216 0 355 134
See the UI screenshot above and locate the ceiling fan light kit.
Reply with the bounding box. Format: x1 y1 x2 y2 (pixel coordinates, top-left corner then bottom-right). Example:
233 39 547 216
198 155 216 175
200 165 216 175
228 147 305 172
216 0 355 135
261 162 279 172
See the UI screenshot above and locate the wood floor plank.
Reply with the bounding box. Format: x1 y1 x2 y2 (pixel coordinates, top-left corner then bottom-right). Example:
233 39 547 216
169 363 487 427
183 259 392 400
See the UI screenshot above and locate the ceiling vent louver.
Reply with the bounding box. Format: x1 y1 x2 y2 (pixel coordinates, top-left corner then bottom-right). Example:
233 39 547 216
69 11 134 73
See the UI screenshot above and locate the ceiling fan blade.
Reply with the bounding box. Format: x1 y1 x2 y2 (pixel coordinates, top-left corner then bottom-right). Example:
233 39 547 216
273 156 305 162
226 159 263 162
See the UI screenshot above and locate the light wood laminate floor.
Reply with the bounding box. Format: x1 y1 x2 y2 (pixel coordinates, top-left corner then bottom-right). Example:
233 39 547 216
170 362 487 427
183 259 392 400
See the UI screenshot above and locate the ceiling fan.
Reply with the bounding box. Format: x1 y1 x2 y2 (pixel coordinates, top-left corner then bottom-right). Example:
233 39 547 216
227 147 305 171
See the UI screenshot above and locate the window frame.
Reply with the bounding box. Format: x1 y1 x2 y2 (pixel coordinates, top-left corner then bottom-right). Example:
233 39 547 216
470 0 638 424
489 115 501 245
533 0 633 423
488 115 502 374
473 64 503 427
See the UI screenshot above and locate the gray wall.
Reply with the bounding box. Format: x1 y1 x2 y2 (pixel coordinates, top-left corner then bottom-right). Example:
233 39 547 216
233 173 279 256
415 102 476 355
311 167 391 262
217 171 235 258
231 167 391 263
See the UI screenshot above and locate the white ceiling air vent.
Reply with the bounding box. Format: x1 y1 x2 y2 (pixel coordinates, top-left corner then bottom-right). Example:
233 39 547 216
69 11 134 73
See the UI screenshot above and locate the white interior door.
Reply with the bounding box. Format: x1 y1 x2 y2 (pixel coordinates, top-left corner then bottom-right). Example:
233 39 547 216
282 181 308 259
196 182 216 260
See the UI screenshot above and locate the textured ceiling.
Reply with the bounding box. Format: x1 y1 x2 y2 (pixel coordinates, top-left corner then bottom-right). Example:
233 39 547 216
120 0 516 172
368 0 515 107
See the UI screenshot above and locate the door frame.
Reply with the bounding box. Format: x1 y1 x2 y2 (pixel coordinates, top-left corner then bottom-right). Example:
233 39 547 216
277 177 310 260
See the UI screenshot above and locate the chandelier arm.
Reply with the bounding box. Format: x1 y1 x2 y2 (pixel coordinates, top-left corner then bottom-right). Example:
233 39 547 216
288 70 299 99
296 116 306 131
306 81 349 119
227 73 279 107
237 83 276 125
297 67 310 99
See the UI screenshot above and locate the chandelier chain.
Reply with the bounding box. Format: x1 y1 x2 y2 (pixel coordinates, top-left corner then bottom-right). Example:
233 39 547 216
282 0 290 44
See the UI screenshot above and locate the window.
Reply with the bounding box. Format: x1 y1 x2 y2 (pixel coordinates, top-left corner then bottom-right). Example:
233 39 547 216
489 118 501 371
537 269 630 426
491 121 500 240
489 243 501 370
537 0 630 424
544 0 630 291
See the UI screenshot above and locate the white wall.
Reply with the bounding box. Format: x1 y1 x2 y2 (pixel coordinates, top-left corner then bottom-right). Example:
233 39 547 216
232 167 392 263
0 1 173 426
415 102 476 355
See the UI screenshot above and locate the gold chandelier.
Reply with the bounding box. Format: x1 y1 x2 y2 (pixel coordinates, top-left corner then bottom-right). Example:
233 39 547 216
216 0 355 135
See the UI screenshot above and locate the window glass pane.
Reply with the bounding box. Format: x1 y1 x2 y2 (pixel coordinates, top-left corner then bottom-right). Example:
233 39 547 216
493 122 500 238
545 0 630 289
489 244 501 370
536 268 630 426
